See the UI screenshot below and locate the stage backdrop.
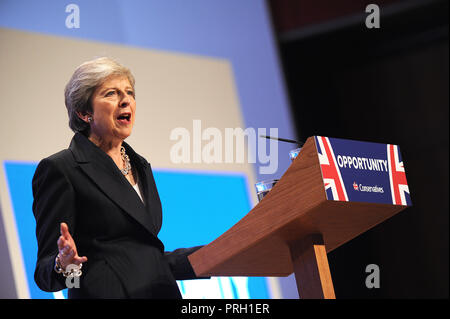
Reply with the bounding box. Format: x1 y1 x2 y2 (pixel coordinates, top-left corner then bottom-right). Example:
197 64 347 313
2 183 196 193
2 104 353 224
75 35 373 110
0 0 297 298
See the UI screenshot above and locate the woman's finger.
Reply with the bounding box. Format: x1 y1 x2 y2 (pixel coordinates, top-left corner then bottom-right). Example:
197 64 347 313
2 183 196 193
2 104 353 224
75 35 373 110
74 256 88 265
57 236 66 250
60 222 71 240
61 253 87 268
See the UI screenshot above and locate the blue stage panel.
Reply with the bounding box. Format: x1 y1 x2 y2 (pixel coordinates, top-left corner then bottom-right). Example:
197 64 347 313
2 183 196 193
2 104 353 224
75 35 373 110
3 161 54 299
4 162 269 299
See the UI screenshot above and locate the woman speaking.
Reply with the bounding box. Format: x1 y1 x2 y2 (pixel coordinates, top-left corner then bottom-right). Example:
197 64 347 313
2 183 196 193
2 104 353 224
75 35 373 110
32 57 204 298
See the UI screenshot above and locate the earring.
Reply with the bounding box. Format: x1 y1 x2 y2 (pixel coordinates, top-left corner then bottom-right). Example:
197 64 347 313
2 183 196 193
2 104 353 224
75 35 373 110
87 117 93 123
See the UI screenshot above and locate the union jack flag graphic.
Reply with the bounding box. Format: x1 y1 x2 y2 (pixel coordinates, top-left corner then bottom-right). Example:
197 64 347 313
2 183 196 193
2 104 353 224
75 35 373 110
315 136 349 201
387 144 411 206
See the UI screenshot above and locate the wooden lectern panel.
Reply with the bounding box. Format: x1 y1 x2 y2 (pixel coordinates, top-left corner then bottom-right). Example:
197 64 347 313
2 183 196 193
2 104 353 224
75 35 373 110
290 234 335 299
188 136 407 278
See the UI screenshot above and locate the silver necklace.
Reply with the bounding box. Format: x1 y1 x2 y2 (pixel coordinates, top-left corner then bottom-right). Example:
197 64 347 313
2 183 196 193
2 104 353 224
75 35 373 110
120 146 131 176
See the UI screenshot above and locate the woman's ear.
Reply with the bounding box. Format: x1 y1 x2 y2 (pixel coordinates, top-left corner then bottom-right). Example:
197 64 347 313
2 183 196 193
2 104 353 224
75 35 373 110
76 112 92 123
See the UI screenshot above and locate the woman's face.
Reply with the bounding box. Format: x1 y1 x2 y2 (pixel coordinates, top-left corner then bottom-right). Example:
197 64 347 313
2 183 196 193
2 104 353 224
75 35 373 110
88 75 136 143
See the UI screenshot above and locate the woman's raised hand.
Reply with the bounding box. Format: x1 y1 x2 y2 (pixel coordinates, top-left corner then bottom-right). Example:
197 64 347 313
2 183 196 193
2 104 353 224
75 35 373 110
57 222 88 270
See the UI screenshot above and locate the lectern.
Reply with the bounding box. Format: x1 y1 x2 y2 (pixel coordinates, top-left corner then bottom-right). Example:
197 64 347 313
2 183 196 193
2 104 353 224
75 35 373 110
188 136 411 299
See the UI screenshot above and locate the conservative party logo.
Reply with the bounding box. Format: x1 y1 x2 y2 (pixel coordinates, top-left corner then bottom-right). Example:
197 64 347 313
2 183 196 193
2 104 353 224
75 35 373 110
353 181 385 194
315 136 411 206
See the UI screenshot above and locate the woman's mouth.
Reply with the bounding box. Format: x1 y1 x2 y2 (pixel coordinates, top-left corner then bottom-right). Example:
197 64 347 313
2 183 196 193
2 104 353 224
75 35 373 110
116 113 131 125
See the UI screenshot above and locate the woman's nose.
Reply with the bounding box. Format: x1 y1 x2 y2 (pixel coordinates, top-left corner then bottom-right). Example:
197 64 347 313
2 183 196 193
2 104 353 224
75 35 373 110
119 92 131 107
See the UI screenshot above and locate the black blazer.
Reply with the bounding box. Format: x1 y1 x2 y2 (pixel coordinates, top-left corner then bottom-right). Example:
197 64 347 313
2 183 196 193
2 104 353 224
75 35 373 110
32 133 203 299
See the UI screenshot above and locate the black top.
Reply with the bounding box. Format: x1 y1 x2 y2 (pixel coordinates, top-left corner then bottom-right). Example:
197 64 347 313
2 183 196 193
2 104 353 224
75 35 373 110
32 133 203 298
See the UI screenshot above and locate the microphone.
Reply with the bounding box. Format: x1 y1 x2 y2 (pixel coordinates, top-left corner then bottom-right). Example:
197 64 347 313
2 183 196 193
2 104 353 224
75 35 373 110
259 135 304 146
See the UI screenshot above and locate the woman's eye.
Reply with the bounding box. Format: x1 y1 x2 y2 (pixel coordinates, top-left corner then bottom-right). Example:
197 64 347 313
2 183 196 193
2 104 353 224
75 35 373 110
127 90 134 97
105 90 115 97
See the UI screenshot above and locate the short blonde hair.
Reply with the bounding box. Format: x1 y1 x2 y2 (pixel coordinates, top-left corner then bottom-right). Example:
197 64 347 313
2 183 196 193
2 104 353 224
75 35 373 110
64 57 135 136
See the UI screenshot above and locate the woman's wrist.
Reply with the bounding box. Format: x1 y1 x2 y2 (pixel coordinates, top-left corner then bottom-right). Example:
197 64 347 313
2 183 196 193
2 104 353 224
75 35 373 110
54 255 83 277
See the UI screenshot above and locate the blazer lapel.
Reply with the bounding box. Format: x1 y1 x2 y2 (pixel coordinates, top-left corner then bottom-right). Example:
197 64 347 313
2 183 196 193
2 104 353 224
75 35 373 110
133 155 163 235
122 141 163 234
69 133 158 237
